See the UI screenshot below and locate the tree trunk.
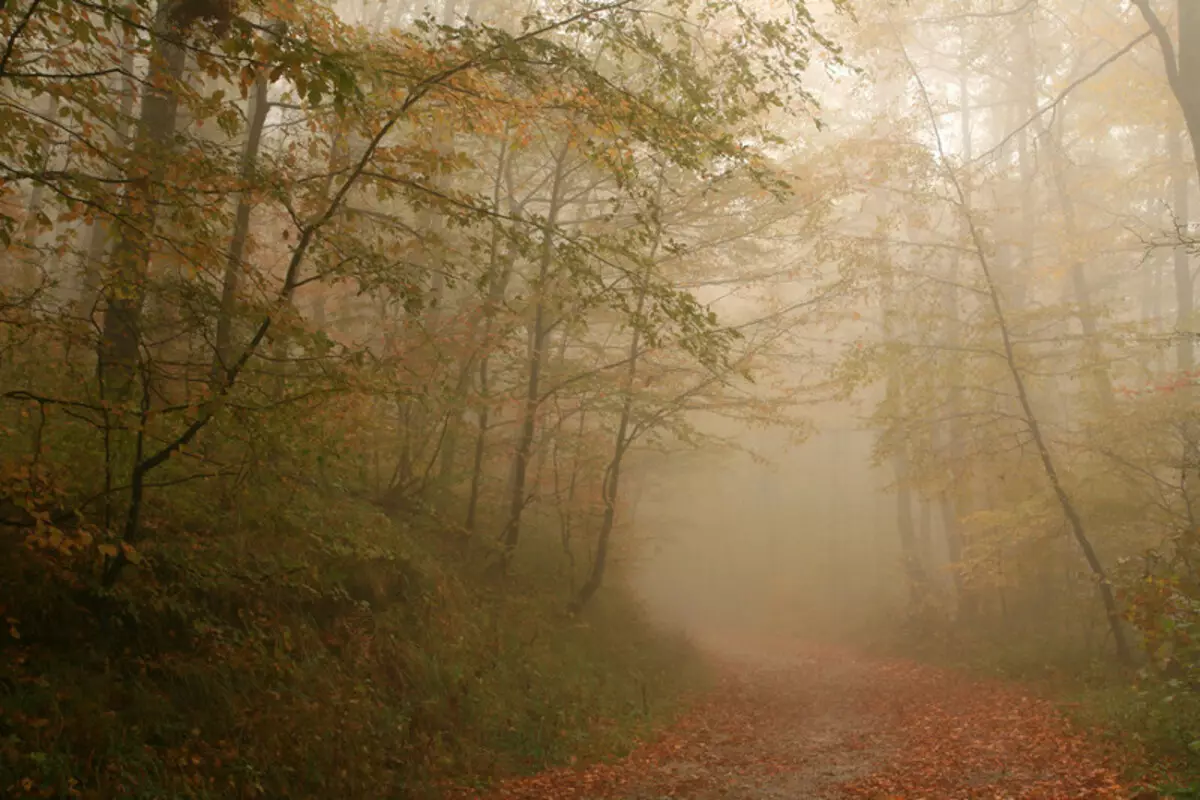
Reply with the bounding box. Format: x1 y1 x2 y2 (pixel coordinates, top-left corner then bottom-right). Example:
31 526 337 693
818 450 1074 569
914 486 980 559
440 136 509 489
79 34 137 321
1169 117 1194 375
570 226 659 613
883 285 926 607
498 140 570 568
212 61 270 383
902 35 1135 667
938 37 972 620
1045 115 1115 410
1136 0 1200 179
877 184 927 611
98 0 187 400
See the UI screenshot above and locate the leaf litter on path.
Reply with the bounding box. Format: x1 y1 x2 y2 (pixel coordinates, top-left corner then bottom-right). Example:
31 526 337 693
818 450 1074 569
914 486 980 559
454 636 1155 799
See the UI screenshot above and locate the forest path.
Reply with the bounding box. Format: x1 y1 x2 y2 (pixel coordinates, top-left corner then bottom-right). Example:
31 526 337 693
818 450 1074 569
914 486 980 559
464 636 1144 799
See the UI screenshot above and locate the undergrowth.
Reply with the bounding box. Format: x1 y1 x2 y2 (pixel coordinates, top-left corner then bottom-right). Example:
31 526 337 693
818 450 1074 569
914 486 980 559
875 616 1200 798
0 486 706 799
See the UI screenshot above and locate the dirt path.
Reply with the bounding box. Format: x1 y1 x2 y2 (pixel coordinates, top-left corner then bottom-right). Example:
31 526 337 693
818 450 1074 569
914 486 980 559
459 637 1150 799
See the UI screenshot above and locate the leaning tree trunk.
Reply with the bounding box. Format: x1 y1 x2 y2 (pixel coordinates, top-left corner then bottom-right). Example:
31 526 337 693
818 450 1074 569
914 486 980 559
902 39 1135 667
1135 1 1200 171
570 242 659 613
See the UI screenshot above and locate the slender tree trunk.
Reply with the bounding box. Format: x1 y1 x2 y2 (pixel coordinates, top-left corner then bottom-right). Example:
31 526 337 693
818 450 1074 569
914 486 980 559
937 38 972 620
903 42 1135 667
873 158 928 610
570 253 657 613
440 136 509 488
1168 118 1194 375
79 36 136 320
1045 116 1115 409
98 1 187 400
212 58 271 383
464 355 490 533
881 253 927 609
1013 7 1036 311
916 496 933 573
556 404 587 586
570 175 670 611
892 439 926 610
12 95 60 292
1136 1 1200 172
21 97 59 234
463 261 514 532
462 248 517 531
498 140 570 568
464 141 519 532
530 330 570 509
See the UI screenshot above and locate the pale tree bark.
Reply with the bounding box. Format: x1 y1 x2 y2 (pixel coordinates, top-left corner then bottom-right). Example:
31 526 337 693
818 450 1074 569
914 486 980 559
1168 117 1194 375
916 496 933 570
421 0 459 323
21 96 58 238
883 293 928 611
530 330 570 504
79 36 137 320
870 85 928 612
936 36 972 619
14 95 59 292
393 0 459 488
1044 114 1115 410
212 54 271 383
553 402 588 586
463 253 515 532
1014 12 1036 312
570 174 681 612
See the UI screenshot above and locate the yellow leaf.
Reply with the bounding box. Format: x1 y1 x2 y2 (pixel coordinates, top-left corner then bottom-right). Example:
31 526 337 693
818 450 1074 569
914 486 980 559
121 542 142 565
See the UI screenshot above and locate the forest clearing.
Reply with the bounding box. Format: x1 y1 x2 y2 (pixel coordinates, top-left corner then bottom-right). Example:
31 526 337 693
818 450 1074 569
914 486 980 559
3 0 1200 796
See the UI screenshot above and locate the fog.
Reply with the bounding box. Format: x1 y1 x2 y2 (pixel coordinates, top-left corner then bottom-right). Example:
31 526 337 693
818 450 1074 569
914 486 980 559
627 404 903 641
3 0 1200 794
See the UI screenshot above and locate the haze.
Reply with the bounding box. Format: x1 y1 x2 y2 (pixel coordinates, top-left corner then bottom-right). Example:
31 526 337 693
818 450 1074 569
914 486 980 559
1 0 1198 797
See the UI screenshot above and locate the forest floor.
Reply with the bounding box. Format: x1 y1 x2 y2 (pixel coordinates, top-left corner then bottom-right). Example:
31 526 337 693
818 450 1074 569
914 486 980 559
453 634 1161 800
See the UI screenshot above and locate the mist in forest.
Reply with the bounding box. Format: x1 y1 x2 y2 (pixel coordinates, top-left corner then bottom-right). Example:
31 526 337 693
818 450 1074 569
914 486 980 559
626 407 903 642
5 0 1200 794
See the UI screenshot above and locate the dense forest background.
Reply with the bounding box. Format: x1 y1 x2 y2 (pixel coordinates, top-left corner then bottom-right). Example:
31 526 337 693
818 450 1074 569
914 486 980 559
3 0 1200 796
